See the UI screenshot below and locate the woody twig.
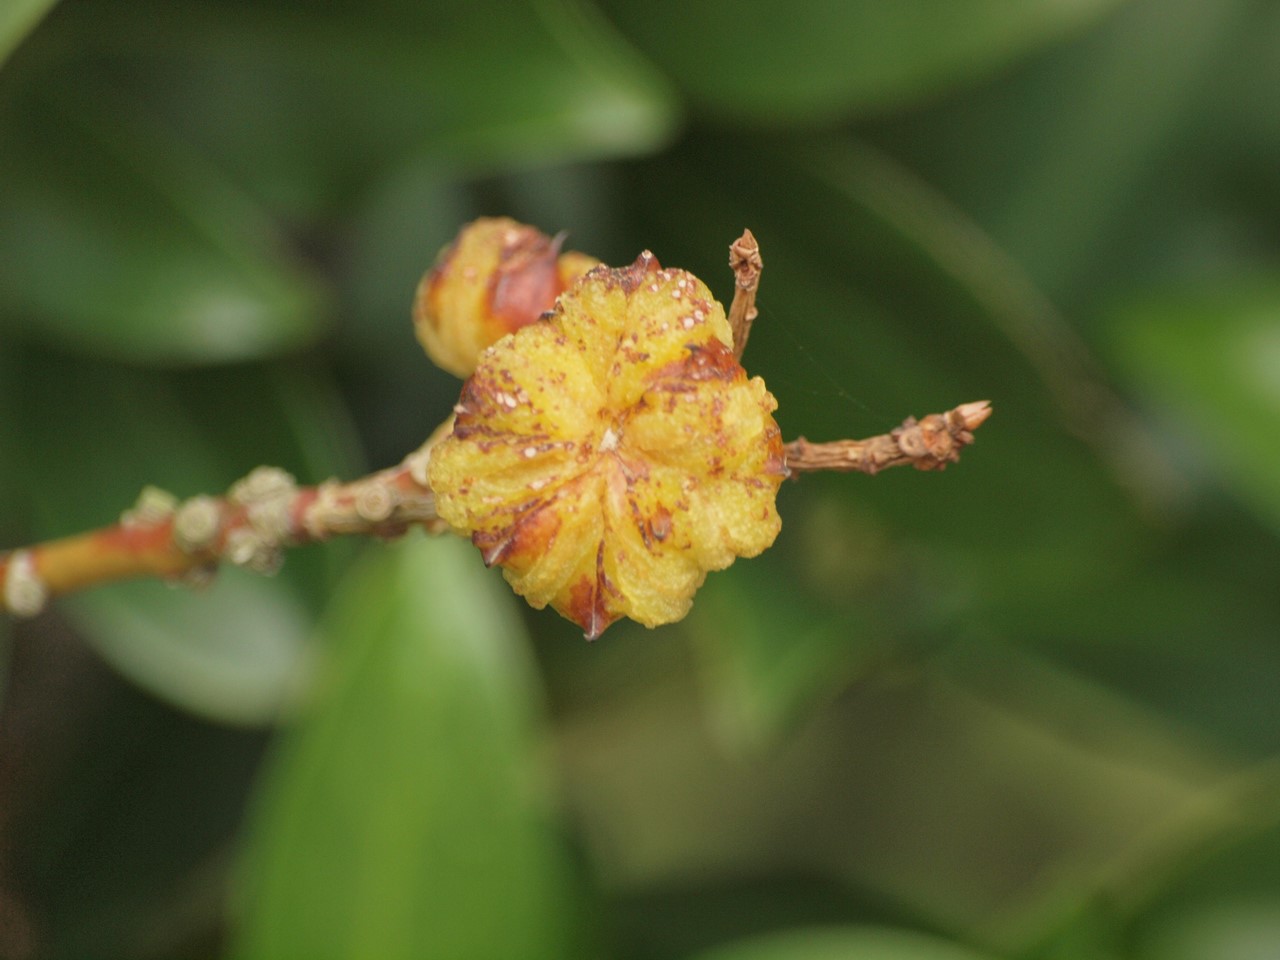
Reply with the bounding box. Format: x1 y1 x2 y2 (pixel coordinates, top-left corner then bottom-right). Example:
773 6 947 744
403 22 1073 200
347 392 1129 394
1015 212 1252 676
0 450 444 617
785 401 993 476
727 228 762 358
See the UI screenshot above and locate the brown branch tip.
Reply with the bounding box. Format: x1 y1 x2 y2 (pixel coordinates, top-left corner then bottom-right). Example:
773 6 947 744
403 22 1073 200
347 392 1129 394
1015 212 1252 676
727 228 762 358
784 400 993 476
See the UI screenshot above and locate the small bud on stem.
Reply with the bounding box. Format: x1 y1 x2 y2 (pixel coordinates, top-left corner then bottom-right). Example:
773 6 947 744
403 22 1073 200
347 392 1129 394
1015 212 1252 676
413 217 598 377
727 229 762 358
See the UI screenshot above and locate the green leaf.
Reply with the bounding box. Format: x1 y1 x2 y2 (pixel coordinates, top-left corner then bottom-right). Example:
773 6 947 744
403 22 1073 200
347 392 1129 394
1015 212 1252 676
689 576 857 753
1130 814 1280 959
25 0 680 220
867 0 1255 306
1215 4 1280 172
0 0 678 362
61 574 312 728
231 535 580 960
1106 275 1280 532
687 543 889 753
0 0 59 68
596 0 1127 122
1137 901 1280 960
685 926 1000 960
0 84 328 364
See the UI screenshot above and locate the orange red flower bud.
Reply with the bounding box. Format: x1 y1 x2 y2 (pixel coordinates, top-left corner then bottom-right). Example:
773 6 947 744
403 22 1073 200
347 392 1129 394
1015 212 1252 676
413 217 599 377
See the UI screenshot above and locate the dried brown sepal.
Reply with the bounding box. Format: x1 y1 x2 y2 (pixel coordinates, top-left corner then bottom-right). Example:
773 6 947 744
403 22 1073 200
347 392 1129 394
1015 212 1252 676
785 400 992 475
413 217 599 377
726 228 762 358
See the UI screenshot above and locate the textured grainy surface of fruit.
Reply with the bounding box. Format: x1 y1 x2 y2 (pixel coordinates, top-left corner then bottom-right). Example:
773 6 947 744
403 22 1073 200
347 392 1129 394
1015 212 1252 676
429 252 785 638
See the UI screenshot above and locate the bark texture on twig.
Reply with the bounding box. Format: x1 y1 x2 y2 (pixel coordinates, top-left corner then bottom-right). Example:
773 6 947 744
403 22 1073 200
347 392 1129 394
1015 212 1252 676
727 228 762 358
0 456 441 617
785 401 992 475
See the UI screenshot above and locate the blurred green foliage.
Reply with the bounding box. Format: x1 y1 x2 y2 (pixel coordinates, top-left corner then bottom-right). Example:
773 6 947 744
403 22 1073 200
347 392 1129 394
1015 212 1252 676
2 1 1280 958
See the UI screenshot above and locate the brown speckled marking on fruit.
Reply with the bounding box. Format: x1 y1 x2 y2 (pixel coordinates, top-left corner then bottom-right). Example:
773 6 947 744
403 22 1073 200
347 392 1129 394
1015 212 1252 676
648 505 672 544
472 495 561 568
601 252 662 293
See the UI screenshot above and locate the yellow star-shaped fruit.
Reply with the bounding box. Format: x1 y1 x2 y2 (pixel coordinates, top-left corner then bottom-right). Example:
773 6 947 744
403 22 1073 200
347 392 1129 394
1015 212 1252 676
429 253 786 638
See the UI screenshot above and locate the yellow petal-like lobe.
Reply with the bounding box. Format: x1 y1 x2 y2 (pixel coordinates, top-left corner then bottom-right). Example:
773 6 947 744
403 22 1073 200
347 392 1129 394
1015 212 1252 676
429 252 786 638
499 473 605 610
598 457 707 626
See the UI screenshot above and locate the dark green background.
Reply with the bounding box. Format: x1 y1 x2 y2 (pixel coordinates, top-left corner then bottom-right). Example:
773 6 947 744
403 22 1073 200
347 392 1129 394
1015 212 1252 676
3 1 1280 957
